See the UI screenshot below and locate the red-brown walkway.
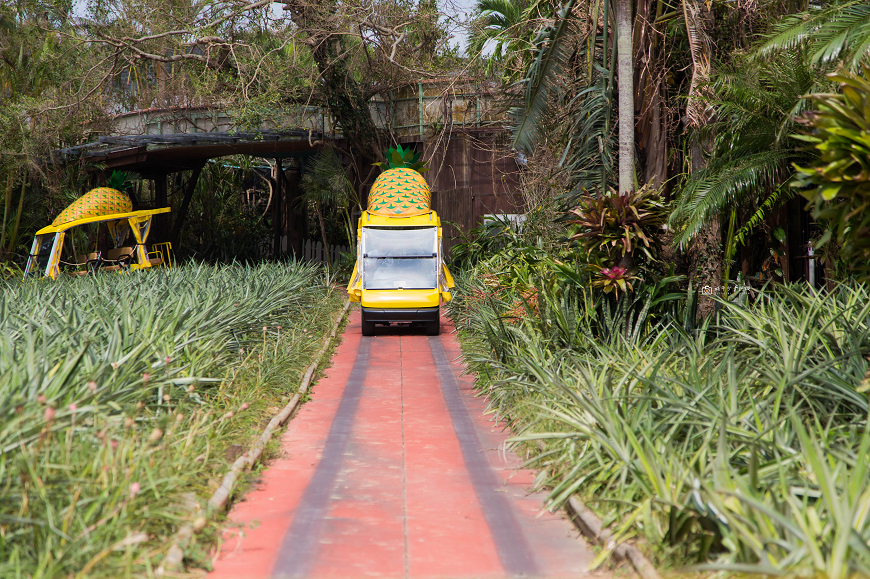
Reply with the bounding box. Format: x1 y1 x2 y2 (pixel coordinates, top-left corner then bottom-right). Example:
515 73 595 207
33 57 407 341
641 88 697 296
210 310 600 579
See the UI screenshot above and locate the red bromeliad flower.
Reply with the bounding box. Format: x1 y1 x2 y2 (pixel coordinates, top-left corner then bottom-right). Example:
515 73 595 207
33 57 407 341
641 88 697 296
591 264 638 295
600 266 627 279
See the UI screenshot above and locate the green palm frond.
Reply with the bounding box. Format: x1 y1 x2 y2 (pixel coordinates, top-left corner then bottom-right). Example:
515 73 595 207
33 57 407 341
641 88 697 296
756 0 870 71
510 0 578 154
671 49 822 249
560 74 616 198
733 185 797 248
671 150 795 247
468 0 524 57
301 147 355 208
468 0 546 79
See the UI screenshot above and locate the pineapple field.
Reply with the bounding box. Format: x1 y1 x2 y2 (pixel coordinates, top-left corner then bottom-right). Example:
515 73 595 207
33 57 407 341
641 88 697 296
0 262 345 577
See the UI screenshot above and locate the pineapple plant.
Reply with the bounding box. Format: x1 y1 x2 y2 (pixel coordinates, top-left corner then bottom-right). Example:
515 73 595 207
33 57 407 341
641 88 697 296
368 145 431 216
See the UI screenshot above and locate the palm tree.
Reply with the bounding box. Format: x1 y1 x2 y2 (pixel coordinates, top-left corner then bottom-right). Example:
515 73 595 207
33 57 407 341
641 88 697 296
467 0 545 82
615 0 633 193
511 0 618 198
669 49 822 276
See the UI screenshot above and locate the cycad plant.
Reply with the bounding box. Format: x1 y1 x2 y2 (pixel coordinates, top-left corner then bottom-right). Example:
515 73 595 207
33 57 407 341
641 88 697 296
756 0 870 72
669 49 823 276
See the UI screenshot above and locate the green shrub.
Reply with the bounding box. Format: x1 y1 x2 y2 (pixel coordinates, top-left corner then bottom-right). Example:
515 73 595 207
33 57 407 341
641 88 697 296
451 272 870 577
794 66 870 280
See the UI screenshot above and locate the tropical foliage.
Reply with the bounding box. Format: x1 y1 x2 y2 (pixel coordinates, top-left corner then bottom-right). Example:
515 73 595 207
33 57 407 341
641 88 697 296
468 0 548 82
568 185 665 264
756 0 870 71
449 247 870 576
794 65 870 280
669 51 822 250
301 147 358 262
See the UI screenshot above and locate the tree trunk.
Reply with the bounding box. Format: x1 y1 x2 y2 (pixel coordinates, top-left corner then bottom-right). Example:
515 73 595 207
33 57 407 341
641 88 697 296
153 175 169 243
171 165 203 247
284 166 306 259
689 136 721 317
272 158 283 258
281 0 383 173
683 0 720 317
634 0 667 188
616 0 635 194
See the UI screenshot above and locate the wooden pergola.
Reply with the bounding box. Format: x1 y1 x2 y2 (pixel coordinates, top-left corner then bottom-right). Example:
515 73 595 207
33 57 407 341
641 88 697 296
55 130 324 259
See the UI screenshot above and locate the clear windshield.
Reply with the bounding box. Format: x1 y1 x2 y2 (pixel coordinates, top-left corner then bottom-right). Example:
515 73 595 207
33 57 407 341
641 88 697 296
362 227 437 290
25 235 55 278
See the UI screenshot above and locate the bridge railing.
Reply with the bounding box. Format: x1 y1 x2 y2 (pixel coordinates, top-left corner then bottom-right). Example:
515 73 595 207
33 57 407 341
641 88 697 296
107 81 507 141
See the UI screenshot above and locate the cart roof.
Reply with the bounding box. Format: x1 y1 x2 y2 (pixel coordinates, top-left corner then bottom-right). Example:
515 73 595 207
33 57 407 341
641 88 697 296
35 207 171 236
360 211 440 227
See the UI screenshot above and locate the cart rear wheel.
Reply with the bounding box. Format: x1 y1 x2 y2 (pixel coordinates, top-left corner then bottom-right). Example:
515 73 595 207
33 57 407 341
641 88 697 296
361 317 375 336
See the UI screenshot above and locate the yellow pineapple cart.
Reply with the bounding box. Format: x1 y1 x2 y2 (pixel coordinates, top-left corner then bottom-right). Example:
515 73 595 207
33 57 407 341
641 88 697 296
24 180 172 280
346 146 454 336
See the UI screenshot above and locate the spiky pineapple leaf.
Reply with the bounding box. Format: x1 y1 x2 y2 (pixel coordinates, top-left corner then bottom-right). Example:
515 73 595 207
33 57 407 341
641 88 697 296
373 145 429 173
107 170 135 191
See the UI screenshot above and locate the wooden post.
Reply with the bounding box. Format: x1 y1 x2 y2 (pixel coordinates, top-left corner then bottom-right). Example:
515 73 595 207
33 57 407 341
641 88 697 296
285 164 305 259
171 165 204 247
273 158 283 258
154 175 168 242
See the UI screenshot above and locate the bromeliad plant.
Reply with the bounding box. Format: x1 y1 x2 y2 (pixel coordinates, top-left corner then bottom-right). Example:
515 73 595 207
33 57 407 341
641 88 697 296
589 264 638 294
566 184 666 295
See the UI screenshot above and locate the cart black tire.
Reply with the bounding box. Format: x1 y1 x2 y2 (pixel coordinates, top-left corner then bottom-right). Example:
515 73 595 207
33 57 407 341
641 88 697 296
425 319 440 336
361 317 375 336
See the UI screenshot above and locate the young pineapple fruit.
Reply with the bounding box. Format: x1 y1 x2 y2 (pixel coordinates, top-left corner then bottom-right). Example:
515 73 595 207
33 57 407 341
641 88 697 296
368 145 431 216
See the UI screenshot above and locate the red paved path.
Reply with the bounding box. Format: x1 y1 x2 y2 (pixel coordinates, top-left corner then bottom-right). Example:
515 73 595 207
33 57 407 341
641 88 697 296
210 309 600 579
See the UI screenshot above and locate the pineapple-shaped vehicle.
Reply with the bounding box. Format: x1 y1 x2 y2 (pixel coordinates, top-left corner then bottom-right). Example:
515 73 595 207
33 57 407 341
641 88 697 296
25 171 173 280
346 146 454 336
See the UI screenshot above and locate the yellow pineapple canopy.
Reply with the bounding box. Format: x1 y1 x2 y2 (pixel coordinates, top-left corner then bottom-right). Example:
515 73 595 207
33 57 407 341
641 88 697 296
368 168 431 217
52 187 133 227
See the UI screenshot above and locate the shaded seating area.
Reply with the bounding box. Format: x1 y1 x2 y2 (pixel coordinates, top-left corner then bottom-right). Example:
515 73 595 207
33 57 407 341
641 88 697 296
25 208 172 280
58 243 171 277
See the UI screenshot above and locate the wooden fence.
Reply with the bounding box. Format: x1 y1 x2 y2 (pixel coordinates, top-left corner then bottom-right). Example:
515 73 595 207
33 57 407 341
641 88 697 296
302 239 351 265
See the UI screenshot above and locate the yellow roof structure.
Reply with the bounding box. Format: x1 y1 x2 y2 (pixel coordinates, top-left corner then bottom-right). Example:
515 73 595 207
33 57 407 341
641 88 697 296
360 210 440 227
36 207 170 235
